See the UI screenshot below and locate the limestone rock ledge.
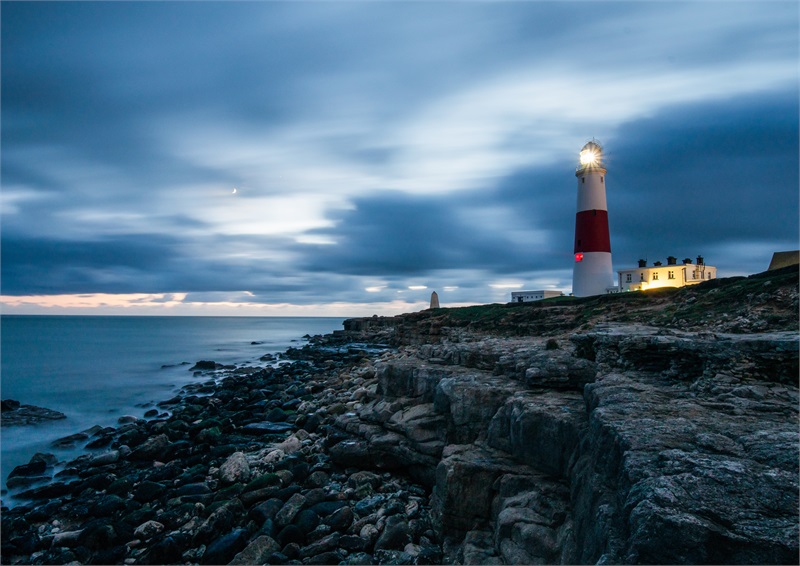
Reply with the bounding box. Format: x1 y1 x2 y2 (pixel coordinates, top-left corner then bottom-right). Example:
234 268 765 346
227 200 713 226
329 322 799 564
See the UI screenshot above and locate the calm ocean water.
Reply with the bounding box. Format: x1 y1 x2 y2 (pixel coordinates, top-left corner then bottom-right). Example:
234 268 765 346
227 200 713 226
0 315 345 493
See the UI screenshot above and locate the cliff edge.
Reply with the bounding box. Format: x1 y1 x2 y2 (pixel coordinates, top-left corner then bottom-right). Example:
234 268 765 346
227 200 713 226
332 265 799 564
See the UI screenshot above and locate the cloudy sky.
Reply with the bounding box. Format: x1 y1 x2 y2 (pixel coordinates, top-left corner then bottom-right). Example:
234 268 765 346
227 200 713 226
2 1 798 316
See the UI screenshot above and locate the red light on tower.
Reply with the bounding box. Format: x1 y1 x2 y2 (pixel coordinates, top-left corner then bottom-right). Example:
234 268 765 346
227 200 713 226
575 253 584 262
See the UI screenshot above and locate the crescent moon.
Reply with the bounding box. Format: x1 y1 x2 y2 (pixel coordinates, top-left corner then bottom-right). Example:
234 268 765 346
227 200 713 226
232 187 237 194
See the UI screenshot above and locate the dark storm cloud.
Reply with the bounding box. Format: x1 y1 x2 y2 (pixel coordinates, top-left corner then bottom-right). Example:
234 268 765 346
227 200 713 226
610 90 799 265
300 191 550 276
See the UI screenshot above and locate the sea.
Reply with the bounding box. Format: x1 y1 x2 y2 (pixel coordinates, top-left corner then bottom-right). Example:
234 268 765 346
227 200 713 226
0 315 346 497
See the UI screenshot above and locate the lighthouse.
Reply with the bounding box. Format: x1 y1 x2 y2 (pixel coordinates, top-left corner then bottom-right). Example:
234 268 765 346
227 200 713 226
572 140 614 296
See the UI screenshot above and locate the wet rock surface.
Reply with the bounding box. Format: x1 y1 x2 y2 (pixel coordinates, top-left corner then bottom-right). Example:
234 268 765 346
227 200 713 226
2 267 797 564
1 400 67 427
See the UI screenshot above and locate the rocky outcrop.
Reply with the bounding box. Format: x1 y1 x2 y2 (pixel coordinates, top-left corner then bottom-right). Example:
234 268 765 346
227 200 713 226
328 305 798 564
1 400 67 426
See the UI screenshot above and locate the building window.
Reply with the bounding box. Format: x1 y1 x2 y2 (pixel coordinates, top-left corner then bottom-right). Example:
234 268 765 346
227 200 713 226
626 274 632 282
668 271 675 279
582 177 585 183
601 177 604 183
653 272 659 280
708 272 712 279
640 272 645 281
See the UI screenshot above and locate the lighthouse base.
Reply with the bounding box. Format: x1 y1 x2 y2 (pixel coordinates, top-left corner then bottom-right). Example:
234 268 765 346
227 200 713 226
573 252 614 297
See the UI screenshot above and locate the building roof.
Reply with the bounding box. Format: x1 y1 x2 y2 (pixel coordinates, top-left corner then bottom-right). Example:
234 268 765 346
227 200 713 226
768 251 799 271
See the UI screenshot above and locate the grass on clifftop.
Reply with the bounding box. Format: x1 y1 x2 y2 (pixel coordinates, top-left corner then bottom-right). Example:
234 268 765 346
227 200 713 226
421 265 799 336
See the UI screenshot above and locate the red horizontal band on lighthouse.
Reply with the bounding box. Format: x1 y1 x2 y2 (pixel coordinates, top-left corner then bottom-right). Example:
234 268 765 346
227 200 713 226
573 209 611 253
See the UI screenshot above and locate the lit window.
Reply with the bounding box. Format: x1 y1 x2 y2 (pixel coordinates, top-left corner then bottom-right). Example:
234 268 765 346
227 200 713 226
653 272 659 280
668 271 675 279
575 253 584 262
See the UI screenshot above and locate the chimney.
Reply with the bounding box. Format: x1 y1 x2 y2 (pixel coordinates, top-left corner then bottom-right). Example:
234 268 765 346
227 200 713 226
696 255 704 265
637 259 647 268
653 261 662 267
683 258 692 265
667 256 677 265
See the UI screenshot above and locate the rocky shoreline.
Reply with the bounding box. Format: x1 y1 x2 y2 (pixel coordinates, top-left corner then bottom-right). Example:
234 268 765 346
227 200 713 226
2 266 798 565
2 339 442 565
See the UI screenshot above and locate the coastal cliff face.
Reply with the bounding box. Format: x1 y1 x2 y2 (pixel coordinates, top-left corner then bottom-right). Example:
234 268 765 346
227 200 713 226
1 267 796 565
332 266 799 564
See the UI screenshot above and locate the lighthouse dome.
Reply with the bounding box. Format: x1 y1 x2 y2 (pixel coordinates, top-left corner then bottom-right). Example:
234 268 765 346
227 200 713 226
577 139 605 171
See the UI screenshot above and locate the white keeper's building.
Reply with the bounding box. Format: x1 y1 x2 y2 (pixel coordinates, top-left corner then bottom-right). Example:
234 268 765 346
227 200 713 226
617 255 716 292
511 290 565 303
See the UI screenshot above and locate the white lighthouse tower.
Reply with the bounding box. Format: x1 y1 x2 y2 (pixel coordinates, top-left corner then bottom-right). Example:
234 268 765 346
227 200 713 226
572 140 614 296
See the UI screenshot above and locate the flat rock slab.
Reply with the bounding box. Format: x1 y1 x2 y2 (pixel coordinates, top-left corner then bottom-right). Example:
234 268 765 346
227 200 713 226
1 402 67 427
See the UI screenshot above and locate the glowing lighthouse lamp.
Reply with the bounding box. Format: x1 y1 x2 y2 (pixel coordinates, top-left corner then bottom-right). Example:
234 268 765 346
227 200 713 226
572 140 614 296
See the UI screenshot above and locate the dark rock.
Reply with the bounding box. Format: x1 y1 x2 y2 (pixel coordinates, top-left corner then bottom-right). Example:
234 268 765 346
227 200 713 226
16 480 77 500
201 527 249 565
176 482 211 496
90 545 127 565
85 435 113 449
77 518 117 550
1 402 67 426
276 524 305 547
249 498 286 524
80 471 116 491
51 432 88 447
133 480 165 502
229 535 281 565
242 422 295 435
276 493 306 527
105 477 133 496
190 360 219 371
303 413 322 433
274 484 304 502
90 494 127 517
293 508 320 534
324 505 354 531
265 407 287 422
7 532 38 555
309 500 348 517
374 515 410 551
129 434 170 461
1 399 21 411
29 452 58 467
339 534 368 551
243 472 281 493
241 485 281 506
353 495 384 516
142 533 189 565
305 550 344 565
341 551 375 565
374 549 414 565
267 551 289 564
298 532 341 558
8 460 47 478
